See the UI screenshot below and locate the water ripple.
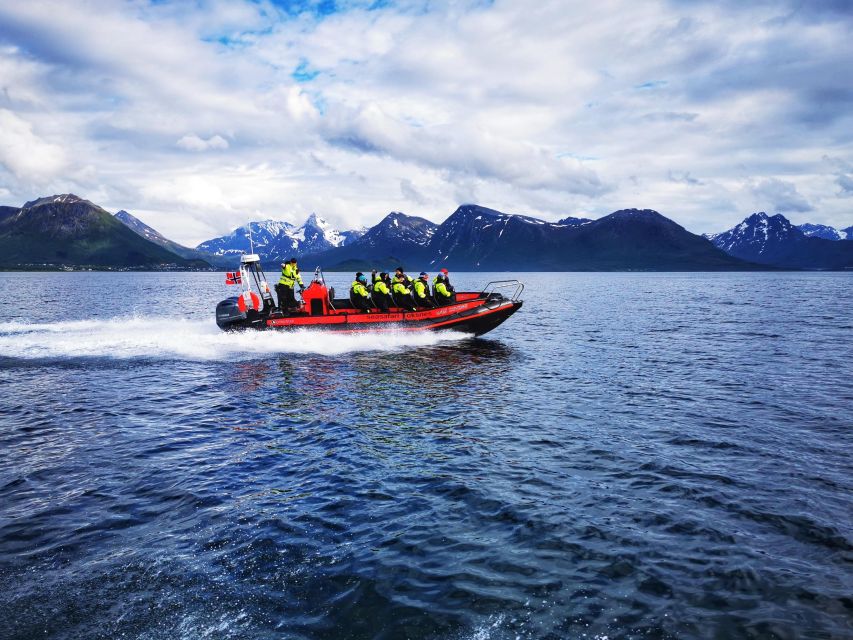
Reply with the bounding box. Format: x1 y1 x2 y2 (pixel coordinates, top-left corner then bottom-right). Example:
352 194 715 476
1 272 852 639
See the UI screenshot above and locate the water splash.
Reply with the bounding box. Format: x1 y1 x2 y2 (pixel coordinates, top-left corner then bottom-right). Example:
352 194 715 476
0 317 470 361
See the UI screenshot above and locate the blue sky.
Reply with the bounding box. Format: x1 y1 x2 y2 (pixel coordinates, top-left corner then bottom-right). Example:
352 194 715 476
0 0 851 243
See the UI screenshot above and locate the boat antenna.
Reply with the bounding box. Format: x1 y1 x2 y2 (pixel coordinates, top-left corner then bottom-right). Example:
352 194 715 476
248 223 254 255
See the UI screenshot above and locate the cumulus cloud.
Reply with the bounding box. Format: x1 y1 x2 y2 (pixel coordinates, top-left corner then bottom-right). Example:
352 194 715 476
822 155 853 198
0 109 66 179
749 177 813 213
668 171 703 186
835 173 853 197
400 178 427 206
322 102 610 196
176 134 230 151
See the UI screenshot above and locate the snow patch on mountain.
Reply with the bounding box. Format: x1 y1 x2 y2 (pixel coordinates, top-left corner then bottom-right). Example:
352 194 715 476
798 223 847 241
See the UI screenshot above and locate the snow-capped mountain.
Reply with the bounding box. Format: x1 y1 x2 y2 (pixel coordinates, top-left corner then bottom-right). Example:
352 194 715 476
707 212 853 269
196 214 365 261
287 211 438 270
427 204 564 269
354 212 437 251
196 219 294 257
296 213 364 255
797 223 851 241
704 212 799 258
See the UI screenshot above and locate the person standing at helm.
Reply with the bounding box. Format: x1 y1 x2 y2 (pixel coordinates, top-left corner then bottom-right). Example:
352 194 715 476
392 273 416 310
350 272 372 312
433 269 455 306
439 268 455 293
371 272 392 312
277 257 304 312
412 272 435 308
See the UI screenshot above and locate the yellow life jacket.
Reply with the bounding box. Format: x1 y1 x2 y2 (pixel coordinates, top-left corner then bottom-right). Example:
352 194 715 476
413 279 429 298
279 263 303 287
434 280 451 298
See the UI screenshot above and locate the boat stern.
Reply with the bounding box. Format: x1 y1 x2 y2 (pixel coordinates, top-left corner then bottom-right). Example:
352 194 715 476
216 297 247 331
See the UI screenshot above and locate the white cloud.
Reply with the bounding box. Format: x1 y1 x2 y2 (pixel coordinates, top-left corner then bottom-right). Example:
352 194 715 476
748 177 813 213
176 134 230 151
0 109 67 179
0 0 850 241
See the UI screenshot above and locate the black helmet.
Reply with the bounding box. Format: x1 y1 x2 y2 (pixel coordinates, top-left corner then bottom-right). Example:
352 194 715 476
356 272 364 278
289 257 297 263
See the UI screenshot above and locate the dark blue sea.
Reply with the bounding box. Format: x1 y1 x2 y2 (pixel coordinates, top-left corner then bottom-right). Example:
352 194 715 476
1 272 851 640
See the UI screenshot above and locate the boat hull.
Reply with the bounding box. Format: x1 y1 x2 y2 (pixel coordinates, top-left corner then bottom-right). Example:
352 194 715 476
217 297 522 337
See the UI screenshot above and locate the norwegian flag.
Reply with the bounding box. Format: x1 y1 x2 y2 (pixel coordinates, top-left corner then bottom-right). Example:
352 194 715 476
225 271 242 285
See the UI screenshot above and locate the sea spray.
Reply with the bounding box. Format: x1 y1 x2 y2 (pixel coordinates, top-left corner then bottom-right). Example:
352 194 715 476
0 317 470 361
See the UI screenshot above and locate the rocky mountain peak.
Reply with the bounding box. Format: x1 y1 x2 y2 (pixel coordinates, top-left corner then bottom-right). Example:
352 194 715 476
557 216 592 227
607 208 668 222
23 194 90 209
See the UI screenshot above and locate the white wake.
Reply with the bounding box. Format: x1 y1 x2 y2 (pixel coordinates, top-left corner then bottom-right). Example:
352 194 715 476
0 317 470 361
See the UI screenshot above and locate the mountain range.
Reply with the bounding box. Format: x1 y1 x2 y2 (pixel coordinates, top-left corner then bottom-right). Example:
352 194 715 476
288 206 757 271
705 212 853 270
1 194 850 271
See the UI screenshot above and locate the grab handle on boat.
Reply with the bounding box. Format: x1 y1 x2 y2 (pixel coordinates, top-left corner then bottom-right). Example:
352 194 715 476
479 280 524 302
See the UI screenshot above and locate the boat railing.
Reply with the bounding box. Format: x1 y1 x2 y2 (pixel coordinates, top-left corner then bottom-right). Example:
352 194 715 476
479 280 524 303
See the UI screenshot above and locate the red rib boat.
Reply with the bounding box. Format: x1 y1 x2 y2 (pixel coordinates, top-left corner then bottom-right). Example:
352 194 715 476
215 255 523 336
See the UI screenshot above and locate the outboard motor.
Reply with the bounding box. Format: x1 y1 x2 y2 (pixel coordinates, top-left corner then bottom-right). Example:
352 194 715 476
216 297 247 331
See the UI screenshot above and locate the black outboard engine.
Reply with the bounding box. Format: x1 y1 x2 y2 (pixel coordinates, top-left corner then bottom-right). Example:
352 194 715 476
216 297 247 331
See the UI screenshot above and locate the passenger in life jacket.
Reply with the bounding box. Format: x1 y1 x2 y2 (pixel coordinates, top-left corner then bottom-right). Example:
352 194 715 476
412 272 436 308
277 257 304 312
392 273 416 310
394 266 413 288
371 272 392 312
433 269 455 305
350 272 372 311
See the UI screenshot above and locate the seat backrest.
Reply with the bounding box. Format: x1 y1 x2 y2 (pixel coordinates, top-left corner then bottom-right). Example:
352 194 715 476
393 291 413 307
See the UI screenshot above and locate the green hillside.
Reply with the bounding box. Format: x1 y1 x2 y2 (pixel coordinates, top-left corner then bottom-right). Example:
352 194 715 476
0 195 210 269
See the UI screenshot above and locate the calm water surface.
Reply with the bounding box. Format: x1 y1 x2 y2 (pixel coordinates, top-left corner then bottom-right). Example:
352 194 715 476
0 272 851 640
